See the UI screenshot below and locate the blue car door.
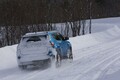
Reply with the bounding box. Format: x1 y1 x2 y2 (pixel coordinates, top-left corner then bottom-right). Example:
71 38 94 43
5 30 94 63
59 41 69 56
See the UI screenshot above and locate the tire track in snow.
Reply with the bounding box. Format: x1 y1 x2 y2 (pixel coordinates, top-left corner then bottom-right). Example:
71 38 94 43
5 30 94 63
72 42 120 80
93 56 120 80
1 67 58 80
73 40 120 61
78 52 120 80
17 69 50 80
0 69 40 80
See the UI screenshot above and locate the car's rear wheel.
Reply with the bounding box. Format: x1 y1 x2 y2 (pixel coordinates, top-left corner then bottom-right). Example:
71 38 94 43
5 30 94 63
19 65 27 69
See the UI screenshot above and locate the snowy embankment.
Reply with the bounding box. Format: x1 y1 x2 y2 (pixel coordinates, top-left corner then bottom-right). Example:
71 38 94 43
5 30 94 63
0 45 17 70
0 17 120 80
70 26 120 51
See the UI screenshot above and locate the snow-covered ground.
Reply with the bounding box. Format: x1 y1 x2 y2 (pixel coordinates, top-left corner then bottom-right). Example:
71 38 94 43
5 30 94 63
0 17 120 80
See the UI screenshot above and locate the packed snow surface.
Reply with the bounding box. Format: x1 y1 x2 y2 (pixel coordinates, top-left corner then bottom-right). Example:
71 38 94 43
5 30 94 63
0 17 120 80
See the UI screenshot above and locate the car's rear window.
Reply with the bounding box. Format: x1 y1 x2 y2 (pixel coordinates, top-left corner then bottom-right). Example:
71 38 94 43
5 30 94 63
22 35 47 42
27 36 41 42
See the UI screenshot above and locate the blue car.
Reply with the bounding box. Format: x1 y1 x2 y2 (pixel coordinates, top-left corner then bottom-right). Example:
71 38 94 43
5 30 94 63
48 31 73 63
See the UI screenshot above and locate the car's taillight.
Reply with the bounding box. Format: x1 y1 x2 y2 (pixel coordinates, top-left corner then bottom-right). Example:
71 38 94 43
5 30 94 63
51 42 54 47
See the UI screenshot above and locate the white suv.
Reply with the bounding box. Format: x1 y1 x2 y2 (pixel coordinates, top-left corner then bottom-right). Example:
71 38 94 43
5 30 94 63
17 32 52 69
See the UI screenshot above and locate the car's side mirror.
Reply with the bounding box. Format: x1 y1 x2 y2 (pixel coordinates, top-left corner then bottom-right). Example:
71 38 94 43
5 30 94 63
64 36 69 40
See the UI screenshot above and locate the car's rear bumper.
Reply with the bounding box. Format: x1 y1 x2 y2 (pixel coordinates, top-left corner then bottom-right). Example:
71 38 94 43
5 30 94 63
18 58 51 66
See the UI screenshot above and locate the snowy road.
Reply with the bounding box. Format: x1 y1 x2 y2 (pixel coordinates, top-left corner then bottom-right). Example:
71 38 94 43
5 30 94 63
1 26 120 80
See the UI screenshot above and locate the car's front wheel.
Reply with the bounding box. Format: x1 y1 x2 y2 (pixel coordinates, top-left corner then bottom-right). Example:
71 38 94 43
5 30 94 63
67 47 73 60
55 49 62 67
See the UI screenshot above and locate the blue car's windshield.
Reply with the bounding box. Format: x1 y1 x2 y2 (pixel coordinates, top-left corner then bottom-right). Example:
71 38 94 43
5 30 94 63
52 33 64 40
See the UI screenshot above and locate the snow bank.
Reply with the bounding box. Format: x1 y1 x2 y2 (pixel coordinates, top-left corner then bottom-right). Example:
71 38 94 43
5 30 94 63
91 17 120 33
0 45 17 70
92 17 120 24
69 26 120 50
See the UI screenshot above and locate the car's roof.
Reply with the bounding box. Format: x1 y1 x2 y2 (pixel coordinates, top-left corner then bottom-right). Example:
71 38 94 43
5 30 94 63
23 31 48 38
48 31 59 34
22 31 60 38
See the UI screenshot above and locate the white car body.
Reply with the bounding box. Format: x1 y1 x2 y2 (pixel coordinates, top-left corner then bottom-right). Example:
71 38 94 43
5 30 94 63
17 32 52 69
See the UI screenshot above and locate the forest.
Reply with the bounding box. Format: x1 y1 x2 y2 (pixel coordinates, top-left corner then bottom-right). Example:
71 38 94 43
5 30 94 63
0 0 120 47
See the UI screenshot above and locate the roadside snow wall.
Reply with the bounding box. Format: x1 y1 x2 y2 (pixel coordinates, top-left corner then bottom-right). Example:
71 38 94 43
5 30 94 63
69 26 120 50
